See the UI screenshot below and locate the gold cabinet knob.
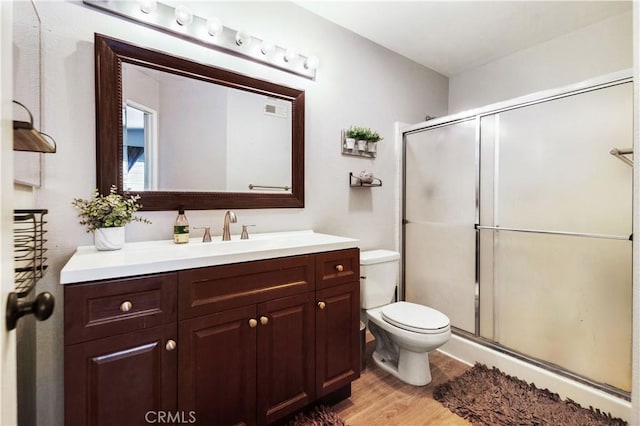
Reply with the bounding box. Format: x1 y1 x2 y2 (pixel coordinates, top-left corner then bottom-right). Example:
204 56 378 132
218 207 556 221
165 339 177 351
335 264 344 272
318 301 326 310
260 316 269 325
249 318 258 328
119 301 133 312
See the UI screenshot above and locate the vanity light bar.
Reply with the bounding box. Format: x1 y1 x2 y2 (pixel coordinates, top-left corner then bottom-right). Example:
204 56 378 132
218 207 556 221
83 0 318 80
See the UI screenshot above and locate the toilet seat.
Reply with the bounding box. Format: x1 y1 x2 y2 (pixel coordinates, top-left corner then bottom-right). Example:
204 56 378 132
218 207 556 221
381 302 450 334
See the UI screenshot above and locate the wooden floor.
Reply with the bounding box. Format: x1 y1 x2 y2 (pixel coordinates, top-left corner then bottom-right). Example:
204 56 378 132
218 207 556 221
332 338 472 426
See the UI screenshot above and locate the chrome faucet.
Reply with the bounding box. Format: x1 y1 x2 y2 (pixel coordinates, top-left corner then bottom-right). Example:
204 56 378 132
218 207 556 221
222 211 237 241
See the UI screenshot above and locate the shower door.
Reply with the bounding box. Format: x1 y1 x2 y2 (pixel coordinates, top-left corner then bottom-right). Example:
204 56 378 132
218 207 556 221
478 82 633 392
403 78 633 393
404 119 477 333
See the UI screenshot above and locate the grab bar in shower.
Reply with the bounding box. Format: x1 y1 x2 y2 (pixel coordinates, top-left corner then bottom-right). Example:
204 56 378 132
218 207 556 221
475 224 631 241
610 147 633 167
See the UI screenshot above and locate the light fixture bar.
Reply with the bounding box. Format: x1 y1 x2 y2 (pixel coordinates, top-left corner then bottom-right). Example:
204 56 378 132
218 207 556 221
83 0 317 80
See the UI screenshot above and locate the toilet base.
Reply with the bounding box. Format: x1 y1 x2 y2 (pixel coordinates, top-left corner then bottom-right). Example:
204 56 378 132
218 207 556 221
371 348 433 386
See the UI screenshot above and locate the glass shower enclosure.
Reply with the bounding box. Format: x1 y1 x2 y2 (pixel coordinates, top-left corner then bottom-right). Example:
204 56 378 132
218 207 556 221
403 75 633 395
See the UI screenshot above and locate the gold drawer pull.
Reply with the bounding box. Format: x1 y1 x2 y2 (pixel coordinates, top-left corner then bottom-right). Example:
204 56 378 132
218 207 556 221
165 339 177 351
335 264 344 272
119 301 133 312
318 301 326 310
249 318 258 328
260 316 269 325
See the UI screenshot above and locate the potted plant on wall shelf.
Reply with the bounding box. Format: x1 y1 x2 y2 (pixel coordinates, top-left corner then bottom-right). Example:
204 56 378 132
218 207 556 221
355 127 369 151
345 126 358 150
367 131 383 153
72 186 151 251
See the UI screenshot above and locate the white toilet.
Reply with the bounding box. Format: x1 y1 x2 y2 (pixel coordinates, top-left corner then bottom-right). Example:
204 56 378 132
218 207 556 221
361 249 451 386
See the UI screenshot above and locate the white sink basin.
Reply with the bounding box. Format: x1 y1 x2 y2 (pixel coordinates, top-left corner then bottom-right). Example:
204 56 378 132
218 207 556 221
60 230 359 284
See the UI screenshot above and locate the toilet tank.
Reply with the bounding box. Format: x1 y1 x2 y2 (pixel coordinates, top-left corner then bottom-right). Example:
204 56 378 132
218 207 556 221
360 250 401 309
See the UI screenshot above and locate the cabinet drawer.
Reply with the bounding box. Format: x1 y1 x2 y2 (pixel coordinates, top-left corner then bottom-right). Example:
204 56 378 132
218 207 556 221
64 273 177 345
179 255 314 319
315 249 360 289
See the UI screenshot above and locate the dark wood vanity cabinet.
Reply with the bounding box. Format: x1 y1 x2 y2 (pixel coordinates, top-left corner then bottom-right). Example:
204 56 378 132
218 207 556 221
64 249 359 426
315 281 361 397
64 273 178 426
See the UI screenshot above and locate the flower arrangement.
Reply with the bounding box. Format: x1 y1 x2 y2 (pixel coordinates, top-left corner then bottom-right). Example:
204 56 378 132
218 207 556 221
72 186 151 232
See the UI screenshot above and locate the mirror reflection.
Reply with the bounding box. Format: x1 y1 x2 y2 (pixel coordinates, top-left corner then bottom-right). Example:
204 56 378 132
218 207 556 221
122 63 292 194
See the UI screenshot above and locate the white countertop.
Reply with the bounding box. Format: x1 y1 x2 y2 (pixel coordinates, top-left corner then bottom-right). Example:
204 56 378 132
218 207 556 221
60 230 359 284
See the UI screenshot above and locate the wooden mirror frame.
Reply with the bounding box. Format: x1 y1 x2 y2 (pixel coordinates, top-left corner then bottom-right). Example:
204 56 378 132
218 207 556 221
95 34 305 211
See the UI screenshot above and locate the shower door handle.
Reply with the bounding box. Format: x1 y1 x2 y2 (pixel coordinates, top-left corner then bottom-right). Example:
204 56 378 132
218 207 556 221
6 291 54 331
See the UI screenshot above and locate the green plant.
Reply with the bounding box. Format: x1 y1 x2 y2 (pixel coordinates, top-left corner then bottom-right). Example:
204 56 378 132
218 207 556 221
346 126 368 139
367 131 383 143
346 126 359 139
72 186 151 232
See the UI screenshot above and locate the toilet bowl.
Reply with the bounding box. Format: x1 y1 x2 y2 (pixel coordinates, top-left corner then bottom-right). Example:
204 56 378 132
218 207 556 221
361 250 451 386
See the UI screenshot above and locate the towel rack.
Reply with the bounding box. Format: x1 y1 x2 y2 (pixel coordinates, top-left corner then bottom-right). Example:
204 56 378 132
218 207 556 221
248 184 291 191
610 147 633 167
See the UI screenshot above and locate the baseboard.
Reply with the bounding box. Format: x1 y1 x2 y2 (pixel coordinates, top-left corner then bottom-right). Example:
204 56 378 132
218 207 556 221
437 334 632 422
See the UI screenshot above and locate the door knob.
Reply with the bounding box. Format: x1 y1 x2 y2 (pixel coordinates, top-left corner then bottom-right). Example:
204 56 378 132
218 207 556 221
6 291 54 331
335 264 344 272
317 301 326 310
260 316 269 325
249 318 258 328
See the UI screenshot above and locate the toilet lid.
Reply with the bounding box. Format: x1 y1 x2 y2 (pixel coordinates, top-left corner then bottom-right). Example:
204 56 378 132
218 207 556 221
381 302 450 334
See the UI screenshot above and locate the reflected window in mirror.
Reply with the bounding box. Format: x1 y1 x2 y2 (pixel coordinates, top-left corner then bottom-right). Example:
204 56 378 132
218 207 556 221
123 102 156 191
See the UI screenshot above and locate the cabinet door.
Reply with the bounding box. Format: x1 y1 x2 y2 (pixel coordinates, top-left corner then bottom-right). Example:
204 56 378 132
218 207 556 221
179 305 257 426
315 281 360 397
65 324 177 426
257 293 315 425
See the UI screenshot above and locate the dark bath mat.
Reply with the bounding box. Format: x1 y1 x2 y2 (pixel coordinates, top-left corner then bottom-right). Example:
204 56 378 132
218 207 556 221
288 405 346 426
434 363 627 426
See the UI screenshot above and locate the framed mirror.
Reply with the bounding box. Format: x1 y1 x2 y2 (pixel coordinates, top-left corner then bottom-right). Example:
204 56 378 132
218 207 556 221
95 34 305 211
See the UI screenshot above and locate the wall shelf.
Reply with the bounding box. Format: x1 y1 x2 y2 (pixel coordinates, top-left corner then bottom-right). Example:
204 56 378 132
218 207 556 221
349 172 382 187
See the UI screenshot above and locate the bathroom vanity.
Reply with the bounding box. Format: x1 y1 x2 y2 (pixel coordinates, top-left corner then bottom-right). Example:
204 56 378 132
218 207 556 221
61 231 360 426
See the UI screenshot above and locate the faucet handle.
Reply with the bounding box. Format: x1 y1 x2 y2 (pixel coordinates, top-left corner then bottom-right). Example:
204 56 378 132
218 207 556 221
241 225 256 240
194 226 212 242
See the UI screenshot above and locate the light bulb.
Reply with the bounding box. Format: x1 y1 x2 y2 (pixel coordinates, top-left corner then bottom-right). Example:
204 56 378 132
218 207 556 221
260 40 275 56
174 5 193 26
235 30 251 47
304 55 319 70
284 48 298 63
206 17 223 37
138 0 157 14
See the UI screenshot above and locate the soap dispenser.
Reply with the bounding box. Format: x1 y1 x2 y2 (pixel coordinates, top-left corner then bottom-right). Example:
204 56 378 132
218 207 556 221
173 205 189 244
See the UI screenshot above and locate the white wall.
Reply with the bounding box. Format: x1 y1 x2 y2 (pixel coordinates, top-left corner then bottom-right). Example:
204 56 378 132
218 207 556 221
30 1 448 423
449 10 632 113
226 90 291 192
159 78 228 191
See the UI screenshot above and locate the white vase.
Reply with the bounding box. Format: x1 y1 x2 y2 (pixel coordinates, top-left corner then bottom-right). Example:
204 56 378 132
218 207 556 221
357 139 367 151
367 141 377 153
345 138 356 150
94 227 125 251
